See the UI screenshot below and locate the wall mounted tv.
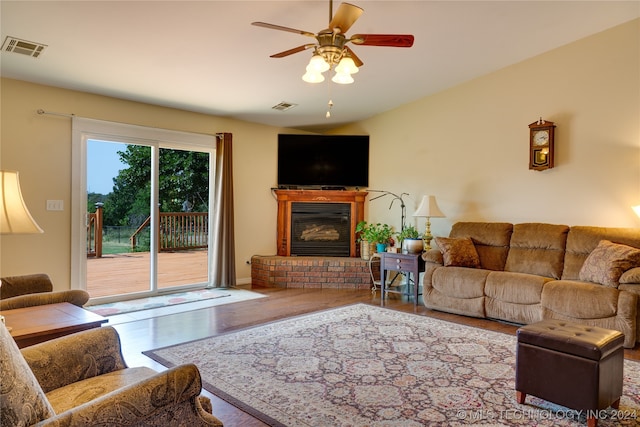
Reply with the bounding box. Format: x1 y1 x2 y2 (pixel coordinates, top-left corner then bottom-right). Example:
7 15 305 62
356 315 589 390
277 134 369 189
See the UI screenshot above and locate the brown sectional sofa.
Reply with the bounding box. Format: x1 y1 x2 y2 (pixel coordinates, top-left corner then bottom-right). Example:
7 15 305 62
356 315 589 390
422 222 640 348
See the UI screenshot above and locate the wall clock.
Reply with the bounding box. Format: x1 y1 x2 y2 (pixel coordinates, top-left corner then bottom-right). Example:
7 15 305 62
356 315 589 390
529 118 555 171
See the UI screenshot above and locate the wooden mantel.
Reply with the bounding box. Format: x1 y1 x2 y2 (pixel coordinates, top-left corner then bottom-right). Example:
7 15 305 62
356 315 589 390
274 189 368 257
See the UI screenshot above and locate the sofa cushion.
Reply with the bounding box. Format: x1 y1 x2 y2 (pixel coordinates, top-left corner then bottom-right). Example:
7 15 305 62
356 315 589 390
431 267 489 299
562 226 640 280
485 271 551 305
578 240 640 288
541 280 619 319
449 222 513 271
0 323 55 425
504 223 569 279
46 366 158 414
434 236 480 268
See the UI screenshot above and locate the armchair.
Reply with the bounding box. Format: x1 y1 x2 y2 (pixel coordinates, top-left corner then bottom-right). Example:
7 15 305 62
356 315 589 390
0 273 90 311
0 322 223 426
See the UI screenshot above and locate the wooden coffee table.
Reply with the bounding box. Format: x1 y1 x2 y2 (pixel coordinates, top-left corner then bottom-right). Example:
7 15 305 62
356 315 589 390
1 302 108 348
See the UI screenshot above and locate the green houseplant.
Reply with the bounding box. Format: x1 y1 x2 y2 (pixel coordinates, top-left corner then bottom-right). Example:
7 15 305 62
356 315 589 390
367 222 394 253
396 224 424 254
356 221 395 258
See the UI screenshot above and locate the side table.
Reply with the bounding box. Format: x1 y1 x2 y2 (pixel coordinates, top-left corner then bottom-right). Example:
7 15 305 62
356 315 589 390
380 252 425 305
1 302 108 348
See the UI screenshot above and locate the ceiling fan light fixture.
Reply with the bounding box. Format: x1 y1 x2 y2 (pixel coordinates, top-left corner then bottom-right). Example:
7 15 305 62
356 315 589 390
331 71 354 84
335 56 358 74
302 70 325 83
307 54 330 73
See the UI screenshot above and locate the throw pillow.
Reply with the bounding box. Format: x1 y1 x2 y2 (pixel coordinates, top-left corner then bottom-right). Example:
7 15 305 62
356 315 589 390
579 240 640 287
435 236 480 268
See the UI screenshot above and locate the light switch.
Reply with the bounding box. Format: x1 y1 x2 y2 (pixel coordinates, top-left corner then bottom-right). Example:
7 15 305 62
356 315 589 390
46 200 64 211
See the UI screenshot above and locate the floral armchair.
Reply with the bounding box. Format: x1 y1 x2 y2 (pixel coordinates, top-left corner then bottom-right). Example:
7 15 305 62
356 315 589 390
0 322 223 426
0 273 90 311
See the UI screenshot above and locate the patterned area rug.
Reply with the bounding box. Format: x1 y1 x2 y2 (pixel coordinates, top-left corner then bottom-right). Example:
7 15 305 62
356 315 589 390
144 304 640 426
86 288 231 316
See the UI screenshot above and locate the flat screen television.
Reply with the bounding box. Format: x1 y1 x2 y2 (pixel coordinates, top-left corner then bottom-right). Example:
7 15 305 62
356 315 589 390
277 134 369 188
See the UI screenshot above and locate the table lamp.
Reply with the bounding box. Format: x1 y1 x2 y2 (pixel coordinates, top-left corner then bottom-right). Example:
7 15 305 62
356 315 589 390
1 170 44 331
413 195 445 250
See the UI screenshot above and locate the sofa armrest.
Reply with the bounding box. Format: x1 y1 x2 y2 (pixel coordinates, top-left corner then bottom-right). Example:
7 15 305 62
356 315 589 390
422 248 443 265
37 364 223 426
22 326 127 393
0 290 90 310
620 267 640 285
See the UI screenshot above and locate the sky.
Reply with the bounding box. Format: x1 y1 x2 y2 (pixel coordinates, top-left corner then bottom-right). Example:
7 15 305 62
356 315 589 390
87 139 127 194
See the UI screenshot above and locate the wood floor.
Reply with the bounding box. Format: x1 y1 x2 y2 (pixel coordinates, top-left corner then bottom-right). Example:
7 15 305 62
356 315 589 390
114 286 640 427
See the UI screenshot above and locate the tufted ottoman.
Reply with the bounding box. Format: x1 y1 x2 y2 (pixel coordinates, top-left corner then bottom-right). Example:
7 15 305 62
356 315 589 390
515 319 624 427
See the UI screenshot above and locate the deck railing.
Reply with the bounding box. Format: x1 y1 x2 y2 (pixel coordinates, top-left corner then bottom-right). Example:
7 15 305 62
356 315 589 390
130 212 209 252
88 207 208 257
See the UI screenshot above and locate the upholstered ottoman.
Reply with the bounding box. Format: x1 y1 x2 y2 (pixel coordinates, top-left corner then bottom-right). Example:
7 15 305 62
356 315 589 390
515 320 624 427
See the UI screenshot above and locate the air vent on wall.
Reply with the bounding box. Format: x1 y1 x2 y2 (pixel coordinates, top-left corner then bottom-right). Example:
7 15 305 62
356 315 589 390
272 102 297 112
2 36 47 58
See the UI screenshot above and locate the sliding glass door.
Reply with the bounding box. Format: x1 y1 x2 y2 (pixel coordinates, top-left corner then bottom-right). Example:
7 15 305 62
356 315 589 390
73 118 215 303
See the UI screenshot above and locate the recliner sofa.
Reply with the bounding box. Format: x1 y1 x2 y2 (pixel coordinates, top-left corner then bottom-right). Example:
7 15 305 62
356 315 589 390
422 222 640 348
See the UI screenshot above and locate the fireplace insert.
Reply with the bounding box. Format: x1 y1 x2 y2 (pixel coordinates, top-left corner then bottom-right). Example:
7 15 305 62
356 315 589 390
290 202 351 256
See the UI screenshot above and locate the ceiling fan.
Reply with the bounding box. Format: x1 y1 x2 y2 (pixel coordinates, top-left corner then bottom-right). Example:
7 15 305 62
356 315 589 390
251 0 414 84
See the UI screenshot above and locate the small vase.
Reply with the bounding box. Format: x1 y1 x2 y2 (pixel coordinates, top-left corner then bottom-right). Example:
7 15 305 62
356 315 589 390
376 243 387 253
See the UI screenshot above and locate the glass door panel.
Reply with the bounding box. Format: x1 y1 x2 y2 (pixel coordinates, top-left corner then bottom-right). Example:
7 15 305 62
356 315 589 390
157 147 210 290
86 140 152 298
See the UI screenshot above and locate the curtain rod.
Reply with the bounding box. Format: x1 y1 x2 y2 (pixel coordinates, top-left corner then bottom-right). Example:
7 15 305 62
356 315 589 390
38 109 226 139
37 109 75 118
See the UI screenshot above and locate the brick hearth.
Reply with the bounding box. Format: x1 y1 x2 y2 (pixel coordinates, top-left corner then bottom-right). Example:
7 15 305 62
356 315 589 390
251 256 380 289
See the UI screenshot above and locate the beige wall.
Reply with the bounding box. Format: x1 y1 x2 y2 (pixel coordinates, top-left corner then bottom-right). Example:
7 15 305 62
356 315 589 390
0 79 287 289
1 19 639 291
334 18 640 240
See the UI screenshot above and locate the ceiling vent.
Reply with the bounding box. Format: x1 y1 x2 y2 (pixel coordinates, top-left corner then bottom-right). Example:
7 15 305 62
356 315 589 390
272 102 297 112
2 36 47 58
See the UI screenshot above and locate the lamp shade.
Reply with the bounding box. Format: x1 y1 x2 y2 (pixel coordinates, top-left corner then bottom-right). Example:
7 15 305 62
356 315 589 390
633 205 640 218
0 171 44 234
413 195 445 218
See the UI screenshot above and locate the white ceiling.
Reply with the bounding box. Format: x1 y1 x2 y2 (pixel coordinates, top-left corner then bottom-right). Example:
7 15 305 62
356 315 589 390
2 1 638 132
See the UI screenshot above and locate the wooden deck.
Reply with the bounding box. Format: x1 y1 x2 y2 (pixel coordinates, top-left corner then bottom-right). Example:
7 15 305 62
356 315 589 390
86 250 209 298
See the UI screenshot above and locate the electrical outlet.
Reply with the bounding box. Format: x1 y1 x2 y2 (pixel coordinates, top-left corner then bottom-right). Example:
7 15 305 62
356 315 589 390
46 200 64 211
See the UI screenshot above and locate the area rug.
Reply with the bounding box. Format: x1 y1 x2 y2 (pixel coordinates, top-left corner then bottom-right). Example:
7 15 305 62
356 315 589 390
86 288 232 316
144 304 640 426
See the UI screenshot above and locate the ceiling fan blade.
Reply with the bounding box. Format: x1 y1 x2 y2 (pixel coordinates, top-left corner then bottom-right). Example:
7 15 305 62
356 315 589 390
345 46 363 67
350 34 415 47
251 22 316 38
270 44 316 58
328 3 363 33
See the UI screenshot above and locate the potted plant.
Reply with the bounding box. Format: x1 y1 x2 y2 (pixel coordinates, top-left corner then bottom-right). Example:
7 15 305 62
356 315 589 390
356 221 395 257
355 221 375 260
396 224 424 254
367 222 395 253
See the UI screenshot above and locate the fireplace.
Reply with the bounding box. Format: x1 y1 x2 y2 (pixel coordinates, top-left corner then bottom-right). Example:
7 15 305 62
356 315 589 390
274 190 368 257
290 202 351 256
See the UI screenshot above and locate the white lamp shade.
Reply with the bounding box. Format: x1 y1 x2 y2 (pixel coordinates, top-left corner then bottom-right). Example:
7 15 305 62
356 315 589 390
413 195 445 218
331 72 354 84
307 54 330 73
633 205 640 218
0 171 44 234
302 70 325 83
335 56 359 75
